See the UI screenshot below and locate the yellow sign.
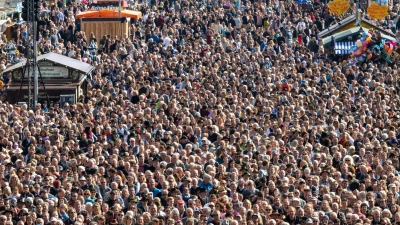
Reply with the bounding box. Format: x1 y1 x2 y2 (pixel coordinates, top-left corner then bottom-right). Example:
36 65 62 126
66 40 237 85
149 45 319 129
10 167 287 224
367 3 388 20
328 0 350 15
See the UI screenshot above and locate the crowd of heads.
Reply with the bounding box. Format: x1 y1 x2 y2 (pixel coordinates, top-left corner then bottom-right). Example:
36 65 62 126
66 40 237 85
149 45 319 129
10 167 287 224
0 0 400 225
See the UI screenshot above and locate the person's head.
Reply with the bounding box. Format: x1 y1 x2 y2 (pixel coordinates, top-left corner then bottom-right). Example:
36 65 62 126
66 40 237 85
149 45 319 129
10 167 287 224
68 209 77 220
0 215 6 225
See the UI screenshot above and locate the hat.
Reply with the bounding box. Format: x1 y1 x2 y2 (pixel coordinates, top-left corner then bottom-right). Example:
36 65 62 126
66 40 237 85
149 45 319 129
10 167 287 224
140 195 149 201
217 186 227 193
194 207 202 213
292 197 300 202
25 197 33 204
88 184 96 191
320 170 330 175
349 181 360 191
2 209 13 215
181 177 192 183
19 208 29 215
203 174 212 179
392 138 398 143
270 209 282 216
79 177 86 181
177 199 185 204
128 196 138 202
198 187 207 193
12 148 23 154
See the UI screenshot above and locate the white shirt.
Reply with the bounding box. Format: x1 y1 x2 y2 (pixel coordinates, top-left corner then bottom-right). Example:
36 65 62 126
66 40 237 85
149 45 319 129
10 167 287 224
296 21 306 31
163 37 172 48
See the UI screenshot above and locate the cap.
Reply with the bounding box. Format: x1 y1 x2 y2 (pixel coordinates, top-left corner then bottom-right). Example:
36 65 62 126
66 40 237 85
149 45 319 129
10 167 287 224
281 177 289 182
25 197 33 204
306 218 313 224
194 207 202 213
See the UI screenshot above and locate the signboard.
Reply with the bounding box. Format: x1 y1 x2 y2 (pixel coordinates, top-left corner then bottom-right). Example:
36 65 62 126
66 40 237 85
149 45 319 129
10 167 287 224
89 0 128 9
22 66 69 78
91 5 121 10
38 61 53 66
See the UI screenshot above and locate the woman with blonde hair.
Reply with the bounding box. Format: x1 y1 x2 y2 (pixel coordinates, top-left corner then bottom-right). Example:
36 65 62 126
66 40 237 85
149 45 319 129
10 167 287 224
122 214 134 225
243 199 252 211
382 209 392 220
92 202 102 217
9 174 20 189
142 212 151 224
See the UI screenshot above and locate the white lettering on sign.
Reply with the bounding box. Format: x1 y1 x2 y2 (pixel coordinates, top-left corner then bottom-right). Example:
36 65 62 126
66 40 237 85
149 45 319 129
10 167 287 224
25 66 69 78
91 6 121 10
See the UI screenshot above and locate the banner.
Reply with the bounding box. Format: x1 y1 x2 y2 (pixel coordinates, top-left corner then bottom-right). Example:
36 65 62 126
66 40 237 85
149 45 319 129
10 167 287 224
367 2 389 20
328 0 350 15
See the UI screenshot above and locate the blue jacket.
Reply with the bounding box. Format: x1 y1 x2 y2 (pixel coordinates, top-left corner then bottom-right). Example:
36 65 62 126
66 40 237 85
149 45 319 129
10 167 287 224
199 181 213 191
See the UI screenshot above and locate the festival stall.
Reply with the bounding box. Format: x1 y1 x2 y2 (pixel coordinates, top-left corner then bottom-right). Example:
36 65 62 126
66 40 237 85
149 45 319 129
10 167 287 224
3 52 95 104
76 9 141 43
319 0 395 61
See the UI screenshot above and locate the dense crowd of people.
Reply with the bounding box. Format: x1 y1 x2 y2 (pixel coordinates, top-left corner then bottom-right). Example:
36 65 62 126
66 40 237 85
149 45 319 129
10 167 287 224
0 0 399 224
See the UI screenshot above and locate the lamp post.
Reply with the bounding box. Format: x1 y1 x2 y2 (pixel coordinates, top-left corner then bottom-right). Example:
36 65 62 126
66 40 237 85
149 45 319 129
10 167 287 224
118 0 121 19
355 0 360 26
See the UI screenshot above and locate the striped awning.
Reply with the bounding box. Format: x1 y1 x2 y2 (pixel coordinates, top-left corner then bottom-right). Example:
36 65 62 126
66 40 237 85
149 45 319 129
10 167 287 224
334 41 355 55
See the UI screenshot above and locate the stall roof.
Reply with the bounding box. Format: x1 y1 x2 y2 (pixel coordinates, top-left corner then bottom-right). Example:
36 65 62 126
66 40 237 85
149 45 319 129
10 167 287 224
322 27 397 45
76 9 142 19
319 15 396 39
0 0 22 13
0 0 22 8
3 52 95 74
